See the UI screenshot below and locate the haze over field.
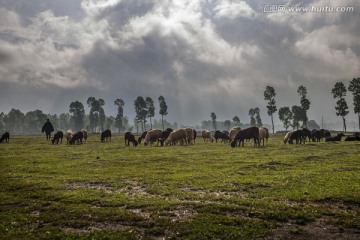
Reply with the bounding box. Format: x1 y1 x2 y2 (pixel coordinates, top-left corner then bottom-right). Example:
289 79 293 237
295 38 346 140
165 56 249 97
0 0 359 129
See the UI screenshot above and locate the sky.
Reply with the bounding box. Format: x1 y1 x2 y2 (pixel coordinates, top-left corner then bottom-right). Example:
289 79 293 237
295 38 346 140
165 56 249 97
0 0 359 129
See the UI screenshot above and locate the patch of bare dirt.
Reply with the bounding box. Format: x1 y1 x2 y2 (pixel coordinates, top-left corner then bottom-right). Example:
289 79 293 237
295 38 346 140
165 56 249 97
181 187 248 198
262 217 360 240
65 180 151 197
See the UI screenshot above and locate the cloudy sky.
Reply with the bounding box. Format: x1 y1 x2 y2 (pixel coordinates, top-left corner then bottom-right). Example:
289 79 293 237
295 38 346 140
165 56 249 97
0 0 359 129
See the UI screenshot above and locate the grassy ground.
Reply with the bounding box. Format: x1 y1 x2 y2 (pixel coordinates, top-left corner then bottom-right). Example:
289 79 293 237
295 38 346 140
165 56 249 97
0 133 359 239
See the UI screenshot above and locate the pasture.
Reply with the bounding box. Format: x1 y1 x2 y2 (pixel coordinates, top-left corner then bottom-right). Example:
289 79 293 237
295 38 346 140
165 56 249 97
0 134 359 239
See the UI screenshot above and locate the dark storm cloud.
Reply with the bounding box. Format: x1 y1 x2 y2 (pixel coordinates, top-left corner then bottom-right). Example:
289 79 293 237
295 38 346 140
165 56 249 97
0 0 359 128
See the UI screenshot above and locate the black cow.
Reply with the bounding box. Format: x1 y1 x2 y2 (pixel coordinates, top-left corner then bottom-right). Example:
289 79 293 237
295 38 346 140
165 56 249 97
288 129 305 144
0 132 10 143
311 129 322 142
302 128 312 142
101 129 112 142
125 132 138 146
138 131 148 144
214 130 230 143
69 131 83 145
326 133 344 142
230 126 259 148
159 128 173 146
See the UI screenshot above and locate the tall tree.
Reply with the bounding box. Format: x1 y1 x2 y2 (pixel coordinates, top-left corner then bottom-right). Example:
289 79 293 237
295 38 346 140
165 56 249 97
278 107 292 131
249 108 256 126
254 107 262 127
211 112 217 130
291 105 304 130
297 85 310 128
158 96 168 131
3 109 25 134
232 116 240 126
146 97 155 129
348 77 360 130
264 86 277 133
24 110 48 134
69 101 85 131
87 97 105 132
114 98 125 133
134 96 147 132
332 82 349 132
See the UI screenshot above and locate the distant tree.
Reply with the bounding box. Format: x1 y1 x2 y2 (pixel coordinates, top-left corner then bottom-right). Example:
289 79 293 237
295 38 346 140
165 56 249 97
348 77 360 130
158 96 168 131
278 107 293 131
146 97 155 129
332 82 349 132
59 113 71 130
232 116 240 126
264 86 277 133
24 110 48 134
224 120 231 131
291 105 304 130
249 108 256 126
3 108 25 134
114 98 125 133
69 101 85 131
106 116 114 131
211 112 217 130
254 107 262 127
48 114 59 131
87 97 105 133
297 85 310 128
134 96 147 132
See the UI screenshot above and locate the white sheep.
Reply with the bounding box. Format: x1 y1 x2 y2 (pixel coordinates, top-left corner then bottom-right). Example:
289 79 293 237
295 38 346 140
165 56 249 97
143 129 162 146
166 129 187 146
283 131 295 144
229 126 241 141
258 127 269 146
64 129 74 144
201 130 214 143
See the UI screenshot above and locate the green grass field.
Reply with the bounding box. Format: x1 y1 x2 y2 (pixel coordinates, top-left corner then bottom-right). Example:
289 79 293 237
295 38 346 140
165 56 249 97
0 134 359 239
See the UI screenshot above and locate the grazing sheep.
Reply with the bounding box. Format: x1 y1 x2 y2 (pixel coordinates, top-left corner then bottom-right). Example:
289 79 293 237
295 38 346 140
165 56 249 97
69 131 83 145
302 128 312 142
0 132 10 143
258 127 269 146
101 129 112 142
138 131 148 144
325 133 344 142
143 129 162 146
214 130 230 143
201 130 214 143
51 131 63 144
64 130 74 144
229 126 241 141
231 126 259 147
283 131 295 144
159 128 173 146
165 129 187 146
311 129 322 142
81 129 88 143
184 128 194 145
288 129 305 144
125 132 138 146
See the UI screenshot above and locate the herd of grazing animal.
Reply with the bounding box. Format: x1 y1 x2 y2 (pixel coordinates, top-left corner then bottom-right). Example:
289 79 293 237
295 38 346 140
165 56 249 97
1 126 359 148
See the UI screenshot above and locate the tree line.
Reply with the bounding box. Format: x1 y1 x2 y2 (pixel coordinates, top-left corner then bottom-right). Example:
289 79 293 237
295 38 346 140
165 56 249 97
0 96 169 134
207 77 360 132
